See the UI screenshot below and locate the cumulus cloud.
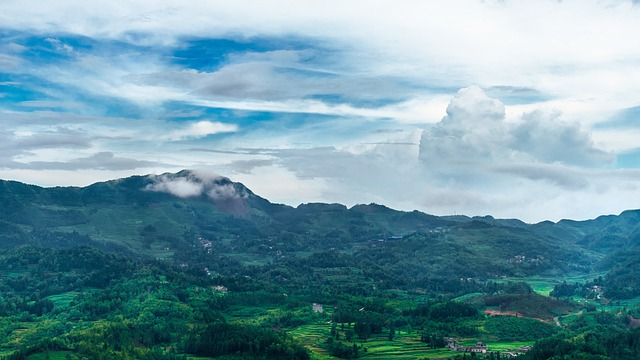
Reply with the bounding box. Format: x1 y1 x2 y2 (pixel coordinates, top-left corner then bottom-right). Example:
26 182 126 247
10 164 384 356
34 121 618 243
420 86 510 169
419 86 614 172
510 110 614 167
237 87 628 222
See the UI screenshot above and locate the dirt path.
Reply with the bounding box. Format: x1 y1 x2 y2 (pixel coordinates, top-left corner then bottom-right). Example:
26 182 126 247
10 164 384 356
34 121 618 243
484 308 552 324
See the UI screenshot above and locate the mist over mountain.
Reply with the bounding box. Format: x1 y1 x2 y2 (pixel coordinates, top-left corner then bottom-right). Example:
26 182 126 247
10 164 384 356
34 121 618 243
1 170 638 280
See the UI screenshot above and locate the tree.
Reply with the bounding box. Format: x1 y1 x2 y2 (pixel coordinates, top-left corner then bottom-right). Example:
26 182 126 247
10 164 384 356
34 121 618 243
345 329 354 342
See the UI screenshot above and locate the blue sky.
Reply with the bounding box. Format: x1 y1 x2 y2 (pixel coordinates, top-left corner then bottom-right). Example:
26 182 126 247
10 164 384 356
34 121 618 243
1 0 640 222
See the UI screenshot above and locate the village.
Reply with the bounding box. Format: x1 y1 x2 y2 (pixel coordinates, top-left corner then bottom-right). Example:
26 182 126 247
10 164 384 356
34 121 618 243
445 338 532 358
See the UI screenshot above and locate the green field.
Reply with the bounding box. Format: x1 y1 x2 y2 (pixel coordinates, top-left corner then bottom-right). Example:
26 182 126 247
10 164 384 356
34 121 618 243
288 322 537 359
47 292 80 310
0 350 15 358
499 273 607 297
290 324 332 355
27 351 73 360
452 292 484 302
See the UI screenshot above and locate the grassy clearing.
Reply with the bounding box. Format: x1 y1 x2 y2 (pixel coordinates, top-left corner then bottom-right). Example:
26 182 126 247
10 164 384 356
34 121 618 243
357 333 453 359
453 292 483 302
498 273 607 297
484 341 534 352
47 291 80 309
27 351 73 360
496 276 557 296
0 270 28 278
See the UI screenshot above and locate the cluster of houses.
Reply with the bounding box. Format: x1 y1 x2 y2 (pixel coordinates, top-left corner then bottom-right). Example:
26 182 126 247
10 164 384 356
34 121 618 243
446 339 487 353
446 339 532 357
198 236 213 253
507 254 545 265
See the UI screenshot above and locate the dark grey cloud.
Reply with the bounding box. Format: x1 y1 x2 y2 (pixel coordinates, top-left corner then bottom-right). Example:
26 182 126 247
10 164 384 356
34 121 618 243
0 127 93 164
493 163 589 189
511 111 614 167
21 152 163 171
8 129 92 150
131 50 417 106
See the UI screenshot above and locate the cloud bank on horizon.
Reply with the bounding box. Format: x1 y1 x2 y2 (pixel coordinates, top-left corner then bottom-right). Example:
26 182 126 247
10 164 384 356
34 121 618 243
1 0 640 222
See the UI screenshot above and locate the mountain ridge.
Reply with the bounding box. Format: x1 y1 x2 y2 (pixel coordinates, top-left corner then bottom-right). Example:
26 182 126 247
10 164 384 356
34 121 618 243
0 170 638 283
3 169 637 226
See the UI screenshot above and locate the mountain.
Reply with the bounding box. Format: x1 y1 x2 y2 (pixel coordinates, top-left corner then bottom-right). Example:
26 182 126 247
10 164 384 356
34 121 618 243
0 170 637 280
2 170 640 359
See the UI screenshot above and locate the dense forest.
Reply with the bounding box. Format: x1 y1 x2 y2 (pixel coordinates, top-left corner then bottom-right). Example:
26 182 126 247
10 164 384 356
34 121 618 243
0 171 639 359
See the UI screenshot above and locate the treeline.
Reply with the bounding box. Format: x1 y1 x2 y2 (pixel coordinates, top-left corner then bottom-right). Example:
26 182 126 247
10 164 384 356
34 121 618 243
549 248 640 301
0 246 310 359
184 322 309 359
522 311 640 359
0 246 137 317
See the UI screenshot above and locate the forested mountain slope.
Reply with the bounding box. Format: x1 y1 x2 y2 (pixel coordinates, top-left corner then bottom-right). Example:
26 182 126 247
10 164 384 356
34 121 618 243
0 170 638 280
1 170 640 359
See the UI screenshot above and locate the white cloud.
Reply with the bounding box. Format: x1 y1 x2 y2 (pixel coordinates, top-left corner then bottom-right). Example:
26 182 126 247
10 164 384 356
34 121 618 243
419 87 614 171
236 87 628 223
145 170 248 201
145 175 204 197
163 121 238 141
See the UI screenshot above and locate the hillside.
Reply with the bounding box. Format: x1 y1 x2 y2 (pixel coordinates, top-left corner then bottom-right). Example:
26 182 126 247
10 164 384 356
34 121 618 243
1 170 640 359
0 170 617 275
1 170 638 288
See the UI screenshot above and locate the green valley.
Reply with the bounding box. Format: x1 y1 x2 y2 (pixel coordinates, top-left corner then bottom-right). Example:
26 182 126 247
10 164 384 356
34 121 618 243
0 171 639 359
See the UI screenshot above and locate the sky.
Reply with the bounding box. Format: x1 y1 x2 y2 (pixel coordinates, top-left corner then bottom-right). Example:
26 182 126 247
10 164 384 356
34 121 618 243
1 0 640 223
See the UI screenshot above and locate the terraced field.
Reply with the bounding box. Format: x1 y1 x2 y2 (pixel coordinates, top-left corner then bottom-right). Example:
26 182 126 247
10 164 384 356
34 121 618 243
291 323 457 359
289 324 332 356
